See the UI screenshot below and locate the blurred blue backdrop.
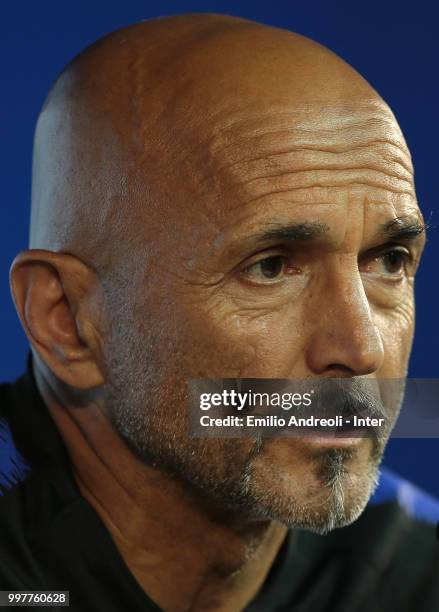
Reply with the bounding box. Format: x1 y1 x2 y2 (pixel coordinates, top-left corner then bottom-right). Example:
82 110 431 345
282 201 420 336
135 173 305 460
1 1 438 495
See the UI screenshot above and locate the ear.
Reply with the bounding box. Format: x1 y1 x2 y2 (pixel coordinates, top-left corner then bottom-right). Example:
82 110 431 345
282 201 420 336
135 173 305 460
10 249 104 389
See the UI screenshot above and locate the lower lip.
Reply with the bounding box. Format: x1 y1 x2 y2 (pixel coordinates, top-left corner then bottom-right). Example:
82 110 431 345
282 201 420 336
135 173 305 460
298 434 365 448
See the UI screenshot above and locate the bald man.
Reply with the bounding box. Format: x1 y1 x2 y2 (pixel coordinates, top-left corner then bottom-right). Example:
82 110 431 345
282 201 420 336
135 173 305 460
0 13 438 612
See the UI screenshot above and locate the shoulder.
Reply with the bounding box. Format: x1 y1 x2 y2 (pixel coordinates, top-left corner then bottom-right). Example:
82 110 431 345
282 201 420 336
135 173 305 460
0 381 36 586
370 466 439 525
290 468 439 611
356 467 439 568
0 376 71 588
0 381 31 496
348 468 439 609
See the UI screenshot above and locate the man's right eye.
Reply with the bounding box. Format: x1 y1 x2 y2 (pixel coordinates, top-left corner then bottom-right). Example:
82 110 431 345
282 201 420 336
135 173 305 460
242 255 301 284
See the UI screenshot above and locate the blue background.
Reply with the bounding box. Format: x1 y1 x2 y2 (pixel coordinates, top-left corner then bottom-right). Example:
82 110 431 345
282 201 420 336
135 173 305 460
1 1 438 496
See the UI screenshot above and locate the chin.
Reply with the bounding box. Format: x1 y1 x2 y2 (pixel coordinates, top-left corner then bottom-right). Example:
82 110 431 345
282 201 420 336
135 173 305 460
243 438 381 533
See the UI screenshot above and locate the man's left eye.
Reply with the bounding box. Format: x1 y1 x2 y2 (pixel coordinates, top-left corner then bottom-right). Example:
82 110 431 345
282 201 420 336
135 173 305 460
362 248 411 277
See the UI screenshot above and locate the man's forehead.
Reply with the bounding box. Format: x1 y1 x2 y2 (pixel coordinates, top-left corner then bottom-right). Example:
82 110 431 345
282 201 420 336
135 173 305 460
178 99 414 229
199 102 412 185
135 98 420 264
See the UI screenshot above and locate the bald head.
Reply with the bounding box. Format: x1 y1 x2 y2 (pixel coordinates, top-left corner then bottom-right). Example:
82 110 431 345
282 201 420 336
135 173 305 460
30 13 410 281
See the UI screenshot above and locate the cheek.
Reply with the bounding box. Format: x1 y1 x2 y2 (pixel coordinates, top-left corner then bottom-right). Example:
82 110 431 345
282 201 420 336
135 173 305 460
159 289 307 378
151 279 416 380
374 296 415 376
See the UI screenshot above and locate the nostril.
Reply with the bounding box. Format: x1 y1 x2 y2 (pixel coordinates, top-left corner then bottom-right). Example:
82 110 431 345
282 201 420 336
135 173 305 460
326 364 356 376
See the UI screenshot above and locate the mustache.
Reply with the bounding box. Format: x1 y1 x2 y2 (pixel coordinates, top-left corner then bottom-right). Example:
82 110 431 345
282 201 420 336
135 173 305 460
308 379 386 421
229 378 386 417
221 378 390 437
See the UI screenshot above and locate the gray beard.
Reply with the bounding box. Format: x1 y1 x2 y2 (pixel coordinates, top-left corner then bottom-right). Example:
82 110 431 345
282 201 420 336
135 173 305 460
100 289 384 534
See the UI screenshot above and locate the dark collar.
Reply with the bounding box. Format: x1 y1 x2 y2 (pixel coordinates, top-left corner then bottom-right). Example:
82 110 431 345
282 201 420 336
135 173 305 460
7 353 72 475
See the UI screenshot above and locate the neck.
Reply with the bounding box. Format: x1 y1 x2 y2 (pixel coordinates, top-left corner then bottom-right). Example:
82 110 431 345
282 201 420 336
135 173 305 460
36 371 287 612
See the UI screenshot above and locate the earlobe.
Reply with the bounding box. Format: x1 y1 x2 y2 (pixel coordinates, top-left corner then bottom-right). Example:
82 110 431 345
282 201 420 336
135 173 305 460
10 250 104 389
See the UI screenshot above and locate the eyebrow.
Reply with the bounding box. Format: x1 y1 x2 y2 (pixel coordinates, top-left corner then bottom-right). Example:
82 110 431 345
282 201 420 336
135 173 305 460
381 216 428 241
253 222 330 244
250 217 427 247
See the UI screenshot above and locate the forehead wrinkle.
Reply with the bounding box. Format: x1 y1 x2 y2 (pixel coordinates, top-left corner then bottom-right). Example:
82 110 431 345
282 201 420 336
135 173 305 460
207 105 411 159
192 107 415 216
240 167 413 197
208 141 413 174
198 113 413 199
237 181 414 211
207 135 413 189
204 157 415 209
208 144 413 191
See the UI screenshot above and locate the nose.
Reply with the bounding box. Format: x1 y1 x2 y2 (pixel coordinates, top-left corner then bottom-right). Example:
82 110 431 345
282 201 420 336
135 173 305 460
305 267 384 377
